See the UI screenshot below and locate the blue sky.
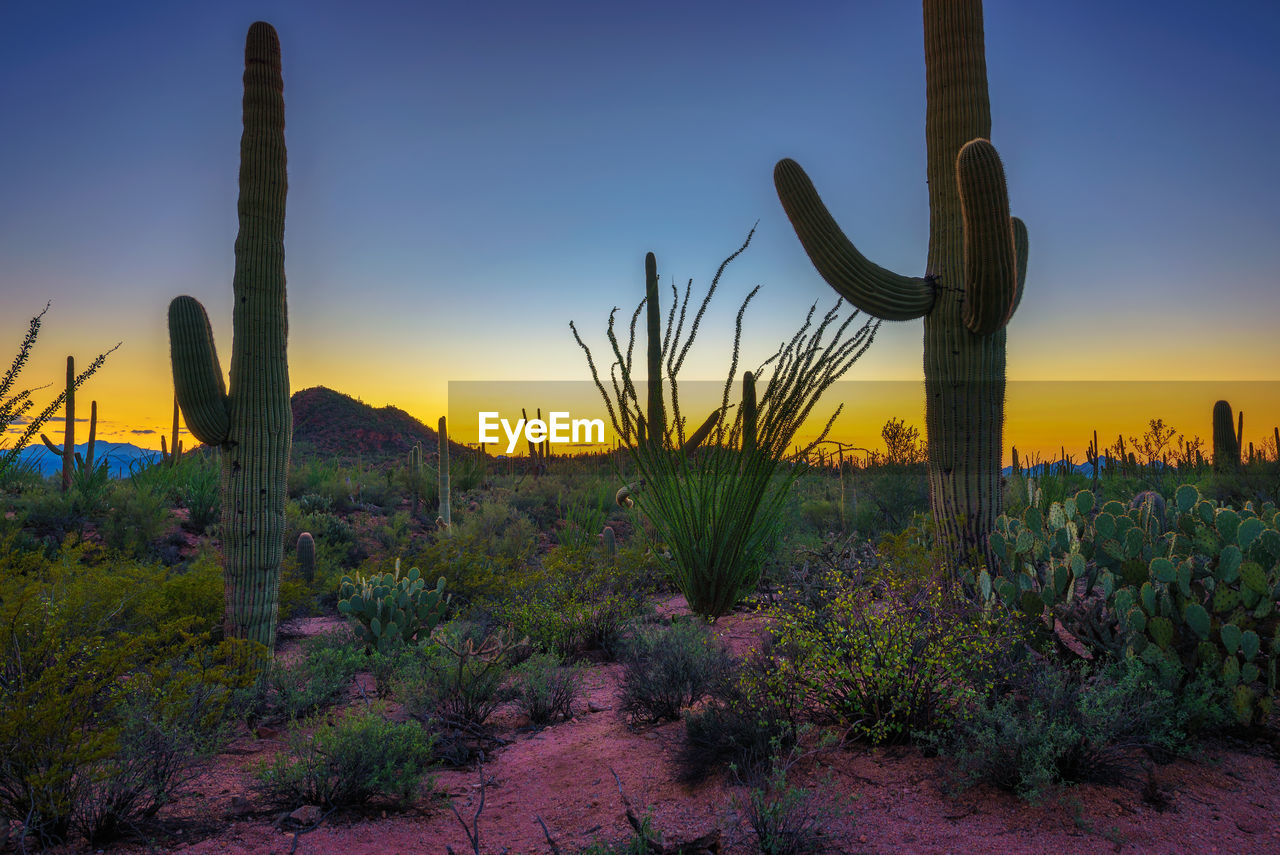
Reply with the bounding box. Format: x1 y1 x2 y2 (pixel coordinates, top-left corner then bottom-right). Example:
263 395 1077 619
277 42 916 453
1 0 1277 449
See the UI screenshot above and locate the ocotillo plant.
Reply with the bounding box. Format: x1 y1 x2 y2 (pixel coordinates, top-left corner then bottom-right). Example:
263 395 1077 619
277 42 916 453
1213 400 1241 472
160 395 183 466
167 22 291 655
437 416 451 532
773 0 1028 573
0 305 117 479
572 235 878 618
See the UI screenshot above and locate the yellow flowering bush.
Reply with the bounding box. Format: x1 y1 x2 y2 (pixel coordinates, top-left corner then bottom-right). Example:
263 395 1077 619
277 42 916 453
764 572 1017 743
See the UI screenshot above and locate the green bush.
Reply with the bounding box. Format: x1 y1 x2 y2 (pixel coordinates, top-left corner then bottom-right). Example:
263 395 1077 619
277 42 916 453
399 625 523 731
736 758 837 855
0 568 250 848
495 546 652 661
231 632 365 724
255 706 436 809
101 483 172 557
765 572 1015 744
617 620 732 723
412 500 538 606
177 456 220 534
510 654 584 725
680 648 799 784
935 657 1214 802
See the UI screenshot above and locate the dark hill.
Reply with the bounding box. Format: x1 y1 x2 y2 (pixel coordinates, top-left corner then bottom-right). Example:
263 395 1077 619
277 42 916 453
291 386 460 460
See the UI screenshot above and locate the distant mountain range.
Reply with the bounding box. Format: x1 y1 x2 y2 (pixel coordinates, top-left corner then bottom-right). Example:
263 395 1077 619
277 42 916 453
1002 456 1166 477
9 386 469 481
13 441 165 479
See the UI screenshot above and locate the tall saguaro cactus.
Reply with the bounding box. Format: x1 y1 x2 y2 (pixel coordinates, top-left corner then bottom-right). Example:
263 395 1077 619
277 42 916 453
167 21 291 653
773 0 1028 571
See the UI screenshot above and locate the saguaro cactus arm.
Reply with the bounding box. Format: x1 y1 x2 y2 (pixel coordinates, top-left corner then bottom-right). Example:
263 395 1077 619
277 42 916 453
957 138 1025 335
168 296 230 446
773 158 935 321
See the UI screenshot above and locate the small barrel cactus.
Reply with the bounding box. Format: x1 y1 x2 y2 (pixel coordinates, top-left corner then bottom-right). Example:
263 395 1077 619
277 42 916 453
296 532 315 584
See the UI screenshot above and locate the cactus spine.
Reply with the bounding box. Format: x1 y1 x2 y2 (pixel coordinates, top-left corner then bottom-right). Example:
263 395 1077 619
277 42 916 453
166 22 291 654
1213 400 1241 472
773 0 1027 572
436 416 451 532
296 531 315 584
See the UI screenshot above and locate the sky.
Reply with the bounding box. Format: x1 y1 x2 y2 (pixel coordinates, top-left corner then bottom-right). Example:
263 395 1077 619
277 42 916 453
2 0 1278 459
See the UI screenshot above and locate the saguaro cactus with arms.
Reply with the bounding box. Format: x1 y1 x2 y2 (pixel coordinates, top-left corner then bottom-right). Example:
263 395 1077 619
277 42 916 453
168 22 291 653
774 0 1028 572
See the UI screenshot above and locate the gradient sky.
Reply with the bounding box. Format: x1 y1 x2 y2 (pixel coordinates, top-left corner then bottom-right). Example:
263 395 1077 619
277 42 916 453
2 0 1278 458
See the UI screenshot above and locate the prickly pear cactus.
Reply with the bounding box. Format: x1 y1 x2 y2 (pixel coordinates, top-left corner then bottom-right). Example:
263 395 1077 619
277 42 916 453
774 0 1028 572
167 22 291 655
984 485 1280 724
337 560 450 653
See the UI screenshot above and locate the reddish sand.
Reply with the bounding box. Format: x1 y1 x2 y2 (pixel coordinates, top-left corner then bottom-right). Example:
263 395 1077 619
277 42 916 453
89 597 1280 855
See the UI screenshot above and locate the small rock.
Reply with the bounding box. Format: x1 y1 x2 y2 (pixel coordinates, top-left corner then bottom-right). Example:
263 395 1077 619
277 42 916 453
1236 818 1269 835
289 804 323 825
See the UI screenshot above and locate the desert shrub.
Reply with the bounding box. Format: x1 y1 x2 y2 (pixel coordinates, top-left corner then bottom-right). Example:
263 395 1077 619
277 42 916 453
736 758 837 855
495 546 652 660
935 657 1212 802
69 667 233 845
617 620 733 723
680 647 800 784
295 491 332 514
255 705 436 809
17 488 87 547
0 571 250 848
101 482 172 557
797 498 843 536
0 599 134 844
558 498 609 550
765 571 1015 744
845 463 930 537
373 509 414 553
400 625 522 730
397 626 525 766
231 632 364 724
177 456 220 534
510 653 584 725
414 500 538 605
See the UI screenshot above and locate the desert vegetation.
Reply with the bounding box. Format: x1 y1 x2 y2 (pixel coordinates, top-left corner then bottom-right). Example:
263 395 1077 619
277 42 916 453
3 3 1279 854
